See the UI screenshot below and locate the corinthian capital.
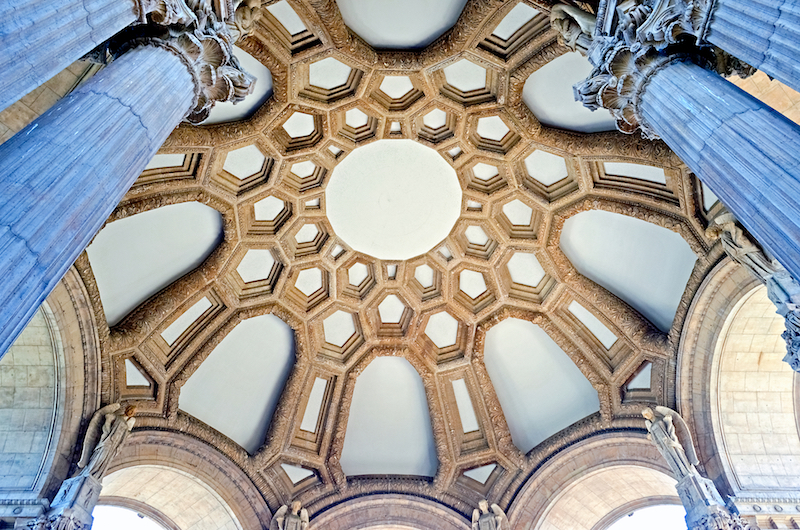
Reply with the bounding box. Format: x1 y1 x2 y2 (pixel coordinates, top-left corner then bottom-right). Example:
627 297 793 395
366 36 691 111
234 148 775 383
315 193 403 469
556 0 753 138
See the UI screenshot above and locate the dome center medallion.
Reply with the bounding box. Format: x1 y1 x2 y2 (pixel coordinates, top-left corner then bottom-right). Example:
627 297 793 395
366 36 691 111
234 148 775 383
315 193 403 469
326 140 462 260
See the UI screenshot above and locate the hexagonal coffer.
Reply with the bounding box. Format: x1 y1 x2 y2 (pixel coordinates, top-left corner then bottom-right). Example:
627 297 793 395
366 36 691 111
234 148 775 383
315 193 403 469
372 75 424 112
502 251 555 303
465 161 508 195
299 57 364 104
374 293 413 337
521 150 577 202
409 263 443 302
438 58 498 106
496 198 541 240
273 111 324 153
341 260 377 300
416 107 457 144
335 108 379 144
284 160 327 193
246 195 293 236
286 266 330 312
290 222 329 258
230 248 284 299
420 310 468 364
217 144 274 195
320 309 365 362
455 269 496 313
471 115 520 155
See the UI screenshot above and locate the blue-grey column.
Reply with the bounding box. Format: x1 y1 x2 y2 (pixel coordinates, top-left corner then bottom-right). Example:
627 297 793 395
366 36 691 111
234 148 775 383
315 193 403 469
639 60 800 283
0 44 195 358
705 0 800 93
0 0 139 113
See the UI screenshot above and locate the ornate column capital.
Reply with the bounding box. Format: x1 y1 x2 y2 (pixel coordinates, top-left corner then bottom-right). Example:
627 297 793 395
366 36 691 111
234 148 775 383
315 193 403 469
551 0 753 138
91 0 257 124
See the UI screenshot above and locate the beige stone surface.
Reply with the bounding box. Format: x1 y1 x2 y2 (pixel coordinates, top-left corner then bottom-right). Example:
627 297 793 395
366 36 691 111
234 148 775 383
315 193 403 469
730 71 800 124
101 464 242 530
0 61 98 144
537 465 678 530
0 309 56 490
715 286 800 490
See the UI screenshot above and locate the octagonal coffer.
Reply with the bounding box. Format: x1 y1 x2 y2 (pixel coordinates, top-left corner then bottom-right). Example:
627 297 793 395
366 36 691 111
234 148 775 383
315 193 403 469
300 57 364 104
217 144 274 195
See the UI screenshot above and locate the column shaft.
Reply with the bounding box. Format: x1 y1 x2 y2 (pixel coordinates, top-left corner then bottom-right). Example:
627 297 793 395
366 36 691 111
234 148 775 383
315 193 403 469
639 60 800 283
0 44 195 356
706 0 800 92
0 0 138 113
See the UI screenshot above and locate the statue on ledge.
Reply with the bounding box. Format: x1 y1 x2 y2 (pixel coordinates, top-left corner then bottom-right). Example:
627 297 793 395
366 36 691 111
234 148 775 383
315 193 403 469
472 499 509 530
271 501 309 530
76 403 137 480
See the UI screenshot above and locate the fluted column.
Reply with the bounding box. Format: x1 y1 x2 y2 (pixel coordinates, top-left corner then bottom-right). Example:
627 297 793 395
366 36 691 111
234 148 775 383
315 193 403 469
705 0 800 93
639 60 800 285
0 0 139 113
0 0 201 114
0 43 195 357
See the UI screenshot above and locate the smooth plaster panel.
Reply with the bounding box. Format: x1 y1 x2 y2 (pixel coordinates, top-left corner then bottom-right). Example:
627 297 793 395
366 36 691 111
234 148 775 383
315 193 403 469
340 357 438 476
93 506 166 530
100 465 241 530
522 52 617 133
87 202 223 327
483 318 599 454
179 314 295 454
560 210 697 332
326 140 461 260
336 0 469 49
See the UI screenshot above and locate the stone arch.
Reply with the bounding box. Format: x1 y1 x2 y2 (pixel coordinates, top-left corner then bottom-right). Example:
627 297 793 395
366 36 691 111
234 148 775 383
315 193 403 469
106 429 271 529
308 494 470 530
508 432 676 530
677 258 761 493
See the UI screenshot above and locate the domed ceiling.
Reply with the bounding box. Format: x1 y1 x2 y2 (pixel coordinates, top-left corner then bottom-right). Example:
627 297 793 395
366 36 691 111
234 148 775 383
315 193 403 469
76 0 724 519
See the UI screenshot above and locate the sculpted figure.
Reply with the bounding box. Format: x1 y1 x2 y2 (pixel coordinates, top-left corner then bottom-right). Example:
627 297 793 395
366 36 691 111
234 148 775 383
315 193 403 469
783 311 800 371
270 501 309 530
642 406 698 480
227 0 262 41
76 404 136 480
550 4 596 55
706 213 780 282
472 499 509 530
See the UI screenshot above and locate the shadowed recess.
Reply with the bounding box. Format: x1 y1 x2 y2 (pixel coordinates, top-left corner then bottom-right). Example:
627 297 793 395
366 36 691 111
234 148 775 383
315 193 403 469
179 314 295 454
559 210 697 332
87 202 224 327
484 318 599 453
340 357 438 476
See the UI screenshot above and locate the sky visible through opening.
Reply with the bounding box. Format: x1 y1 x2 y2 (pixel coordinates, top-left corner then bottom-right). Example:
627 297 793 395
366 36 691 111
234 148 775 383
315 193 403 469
93 505 166 530
607 504 687 530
